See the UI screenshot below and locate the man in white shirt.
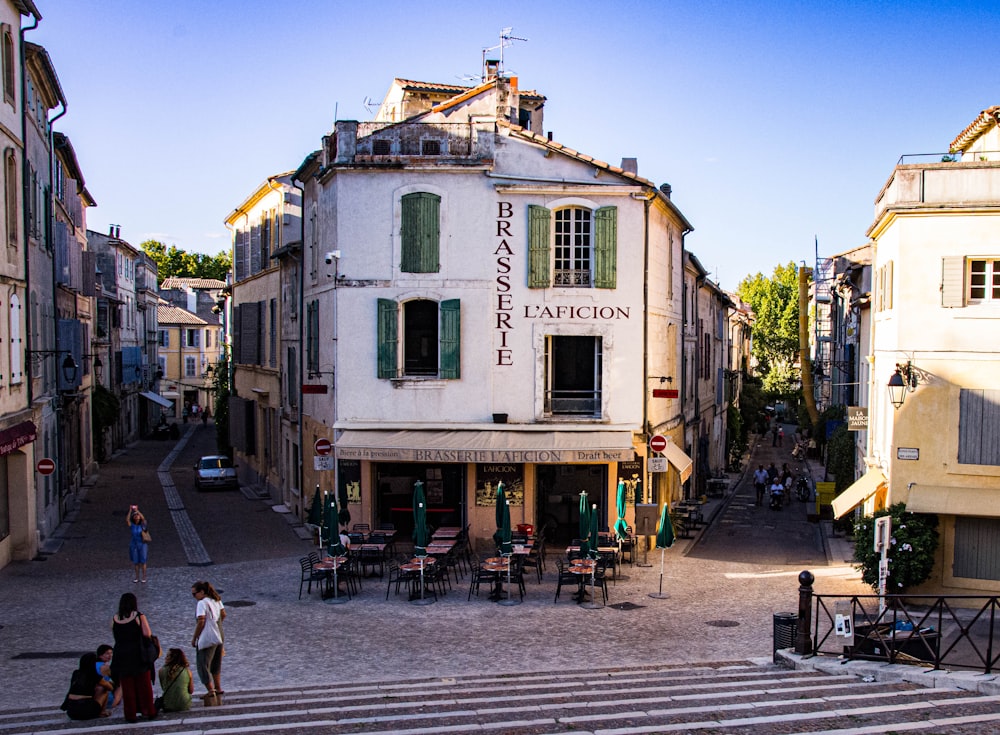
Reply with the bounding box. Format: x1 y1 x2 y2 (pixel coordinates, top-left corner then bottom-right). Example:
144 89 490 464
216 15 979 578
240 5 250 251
752 464 769 506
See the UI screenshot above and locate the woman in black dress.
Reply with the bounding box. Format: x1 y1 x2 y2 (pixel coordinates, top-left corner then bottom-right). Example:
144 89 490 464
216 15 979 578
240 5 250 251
111 592 157 722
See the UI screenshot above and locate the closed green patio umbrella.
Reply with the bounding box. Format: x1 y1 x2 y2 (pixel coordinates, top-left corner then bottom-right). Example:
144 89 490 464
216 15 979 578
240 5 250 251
323 492 349 604
494 482 512 556
614 480 629 541
578 491 591 558
650 502 675 600
308 485 324 526
413 481 429 557
411 481 434 605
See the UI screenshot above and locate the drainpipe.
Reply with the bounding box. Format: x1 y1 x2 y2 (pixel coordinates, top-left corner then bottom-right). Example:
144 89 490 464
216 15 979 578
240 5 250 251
292 176 305 517
634 189 654 504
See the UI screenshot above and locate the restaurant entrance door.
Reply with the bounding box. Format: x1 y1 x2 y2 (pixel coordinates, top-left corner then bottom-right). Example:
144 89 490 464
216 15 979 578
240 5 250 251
536 464 607 544
374 463 465 536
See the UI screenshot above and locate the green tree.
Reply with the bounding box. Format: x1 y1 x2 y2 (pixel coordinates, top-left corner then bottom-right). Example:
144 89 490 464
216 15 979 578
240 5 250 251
140 240 231 285
737 262 801 399
211 351 232 458
853 504 939 593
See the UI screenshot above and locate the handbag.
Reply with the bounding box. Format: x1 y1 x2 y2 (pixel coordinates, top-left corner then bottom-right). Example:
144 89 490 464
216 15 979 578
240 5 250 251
141 528 152 543
153 667 181 712
140 633 161 665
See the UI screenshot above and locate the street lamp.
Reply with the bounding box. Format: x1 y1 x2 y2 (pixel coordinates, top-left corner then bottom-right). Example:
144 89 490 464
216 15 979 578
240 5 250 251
27 350 79 383
888 362 917 409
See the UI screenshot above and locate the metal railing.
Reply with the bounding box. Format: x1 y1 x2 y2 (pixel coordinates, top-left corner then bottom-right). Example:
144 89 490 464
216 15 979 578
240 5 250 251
897 150 1000 165
795 572 1000 673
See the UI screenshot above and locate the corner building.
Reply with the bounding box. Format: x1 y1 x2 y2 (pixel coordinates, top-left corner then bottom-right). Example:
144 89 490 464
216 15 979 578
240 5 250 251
294 75 693 549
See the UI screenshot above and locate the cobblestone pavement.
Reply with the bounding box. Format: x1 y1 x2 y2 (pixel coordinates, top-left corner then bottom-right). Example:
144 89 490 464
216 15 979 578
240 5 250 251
0 422 869 712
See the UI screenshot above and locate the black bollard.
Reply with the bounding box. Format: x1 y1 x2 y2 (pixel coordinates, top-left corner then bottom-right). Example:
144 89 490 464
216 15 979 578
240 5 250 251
795 570 814 655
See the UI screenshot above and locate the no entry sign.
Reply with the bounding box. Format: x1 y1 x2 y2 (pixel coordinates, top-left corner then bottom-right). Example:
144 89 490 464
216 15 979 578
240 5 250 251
649 434 667 453
314 438 332 456
36 457 55 475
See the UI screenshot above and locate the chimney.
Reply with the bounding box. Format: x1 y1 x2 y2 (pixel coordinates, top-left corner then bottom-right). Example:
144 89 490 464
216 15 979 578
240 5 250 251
660 183 672 199
620 158 638 175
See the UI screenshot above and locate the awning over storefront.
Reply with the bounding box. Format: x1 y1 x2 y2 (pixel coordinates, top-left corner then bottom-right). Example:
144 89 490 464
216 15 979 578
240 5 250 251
0 420 36 456
832 469 886 519
906 485 1000 518
334 429 635 464
662 439 693 483
140 391 174 409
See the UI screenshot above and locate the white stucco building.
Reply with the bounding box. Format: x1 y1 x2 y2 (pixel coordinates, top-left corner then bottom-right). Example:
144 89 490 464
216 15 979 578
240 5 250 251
287 74 695 548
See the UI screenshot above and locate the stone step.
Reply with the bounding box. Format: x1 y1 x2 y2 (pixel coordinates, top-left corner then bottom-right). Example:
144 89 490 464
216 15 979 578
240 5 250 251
5 660 998 734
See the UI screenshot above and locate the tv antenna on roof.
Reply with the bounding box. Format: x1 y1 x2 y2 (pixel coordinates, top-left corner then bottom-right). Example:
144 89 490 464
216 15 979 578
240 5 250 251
482 26 527 81
362 96 378 115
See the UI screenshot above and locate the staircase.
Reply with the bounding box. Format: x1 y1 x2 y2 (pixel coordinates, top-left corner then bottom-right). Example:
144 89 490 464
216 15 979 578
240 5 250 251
8 660 1000 734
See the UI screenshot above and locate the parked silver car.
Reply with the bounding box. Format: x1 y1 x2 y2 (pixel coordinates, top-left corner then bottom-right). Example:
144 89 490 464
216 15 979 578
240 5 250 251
194 455 238 491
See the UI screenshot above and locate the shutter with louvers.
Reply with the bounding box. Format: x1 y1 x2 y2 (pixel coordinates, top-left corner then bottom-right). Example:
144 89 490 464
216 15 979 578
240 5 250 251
439 299 461 379
401 193 440 272
377 298 398 378
234 230 246 282
250 224 262 275
528 205 551 288
941 256 965 308
594 206 618 288
884 259 893 310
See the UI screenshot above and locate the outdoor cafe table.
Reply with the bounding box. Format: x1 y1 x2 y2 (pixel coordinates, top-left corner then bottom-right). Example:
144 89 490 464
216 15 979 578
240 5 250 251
401 556 437 603
482 557 512 601
568 558 598 603
314 556 348 598
432 527 462 540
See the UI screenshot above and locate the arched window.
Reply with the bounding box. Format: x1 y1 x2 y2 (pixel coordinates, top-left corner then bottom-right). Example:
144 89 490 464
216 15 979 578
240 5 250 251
2 25 13 106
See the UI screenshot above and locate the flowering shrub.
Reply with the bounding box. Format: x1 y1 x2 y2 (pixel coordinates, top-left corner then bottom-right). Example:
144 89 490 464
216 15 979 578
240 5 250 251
853 503 939 593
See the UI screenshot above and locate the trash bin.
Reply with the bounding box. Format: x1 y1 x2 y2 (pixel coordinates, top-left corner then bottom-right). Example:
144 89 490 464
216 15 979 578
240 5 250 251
773 612 798 663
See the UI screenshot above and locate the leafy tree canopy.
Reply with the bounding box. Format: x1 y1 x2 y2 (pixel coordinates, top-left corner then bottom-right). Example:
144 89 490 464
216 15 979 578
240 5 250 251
140 240 231 285
737 261 801 397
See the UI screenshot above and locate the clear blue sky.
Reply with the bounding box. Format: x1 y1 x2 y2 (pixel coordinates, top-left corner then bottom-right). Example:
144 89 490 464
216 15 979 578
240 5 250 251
32 0 1000 290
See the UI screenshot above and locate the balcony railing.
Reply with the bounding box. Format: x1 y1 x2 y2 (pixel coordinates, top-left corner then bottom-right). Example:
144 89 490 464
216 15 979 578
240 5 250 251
545 389 601 417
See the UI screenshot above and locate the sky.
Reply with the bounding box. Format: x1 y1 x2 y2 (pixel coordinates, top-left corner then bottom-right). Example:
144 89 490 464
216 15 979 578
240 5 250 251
30 0 1000 291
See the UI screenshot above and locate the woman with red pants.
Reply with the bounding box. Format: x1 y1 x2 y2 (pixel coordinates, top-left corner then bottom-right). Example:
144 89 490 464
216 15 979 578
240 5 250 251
111 592 158 723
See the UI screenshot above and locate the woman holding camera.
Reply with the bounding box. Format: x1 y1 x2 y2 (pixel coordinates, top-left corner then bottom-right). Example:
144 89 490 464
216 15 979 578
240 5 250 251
128 506 149 583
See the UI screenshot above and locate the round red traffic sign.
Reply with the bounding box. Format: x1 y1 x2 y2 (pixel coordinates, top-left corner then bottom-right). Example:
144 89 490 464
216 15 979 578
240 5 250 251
649 434 668 453
36 458 55 475
314 438 332 456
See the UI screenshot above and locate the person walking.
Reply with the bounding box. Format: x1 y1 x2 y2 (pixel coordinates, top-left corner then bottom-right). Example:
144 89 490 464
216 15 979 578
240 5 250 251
191 581 226 704
777 426 784 446
127 506 149 583
752 464 768 506
111 593 158 723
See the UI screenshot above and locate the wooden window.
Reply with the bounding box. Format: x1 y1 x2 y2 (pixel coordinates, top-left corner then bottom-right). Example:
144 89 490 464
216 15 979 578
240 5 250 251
185 356 196 377
527 205 551 288
377 298 398 378
306 300 319 373
554 208 592 286
545 335 602 416
958 388 1000 466
4 148 14 246
159 330 169 347
593 206 617 288
968 259 1000 303
954 517 1000 581
377 297 460 380
400 192 440 273
439 299 461 379
2 25 13 107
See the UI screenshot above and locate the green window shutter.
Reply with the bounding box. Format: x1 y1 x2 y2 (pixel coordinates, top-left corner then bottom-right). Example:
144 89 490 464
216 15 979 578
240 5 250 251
377 298 398 378
401 192 440 272
439 299 461 379
528 205 551 288
594 206 617 289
